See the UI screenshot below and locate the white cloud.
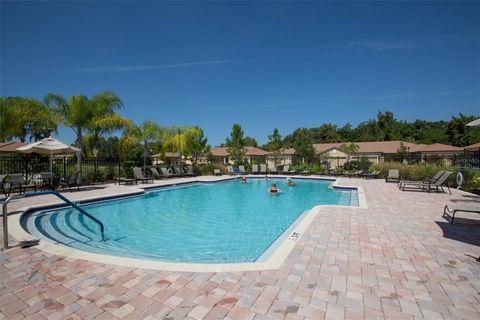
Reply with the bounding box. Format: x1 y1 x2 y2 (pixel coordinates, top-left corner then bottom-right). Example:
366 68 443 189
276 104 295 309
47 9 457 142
75 60 236 72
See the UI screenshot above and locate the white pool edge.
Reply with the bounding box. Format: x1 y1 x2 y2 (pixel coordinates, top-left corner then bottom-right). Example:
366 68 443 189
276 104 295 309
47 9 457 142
7 177 367 272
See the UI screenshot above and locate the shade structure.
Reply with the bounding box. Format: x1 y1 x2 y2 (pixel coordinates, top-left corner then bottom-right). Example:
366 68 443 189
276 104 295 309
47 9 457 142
16 136 80 175
466 118 480 127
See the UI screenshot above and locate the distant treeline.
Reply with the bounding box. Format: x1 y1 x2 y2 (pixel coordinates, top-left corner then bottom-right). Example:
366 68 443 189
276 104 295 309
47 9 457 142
282 111 480 148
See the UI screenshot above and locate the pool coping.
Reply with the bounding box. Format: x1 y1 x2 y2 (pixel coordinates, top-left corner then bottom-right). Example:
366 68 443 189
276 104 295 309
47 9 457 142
8 175 367 272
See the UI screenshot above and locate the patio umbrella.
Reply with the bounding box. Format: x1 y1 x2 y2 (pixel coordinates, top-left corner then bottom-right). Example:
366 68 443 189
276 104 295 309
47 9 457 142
466 118 480 126
16 136 80 176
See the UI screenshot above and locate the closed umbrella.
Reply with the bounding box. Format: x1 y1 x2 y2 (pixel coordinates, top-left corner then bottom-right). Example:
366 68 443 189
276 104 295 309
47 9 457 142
16 136 80 177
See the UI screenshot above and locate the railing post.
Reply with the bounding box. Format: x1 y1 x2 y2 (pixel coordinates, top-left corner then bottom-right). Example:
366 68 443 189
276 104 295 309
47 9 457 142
2 197 9 250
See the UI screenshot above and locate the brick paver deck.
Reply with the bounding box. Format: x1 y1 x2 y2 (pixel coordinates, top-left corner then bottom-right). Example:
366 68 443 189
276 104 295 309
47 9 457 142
1 177 479 319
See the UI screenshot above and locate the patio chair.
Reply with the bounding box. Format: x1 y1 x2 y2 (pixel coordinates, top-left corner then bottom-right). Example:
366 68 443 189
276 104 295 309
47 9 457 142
213 169 222 176
114 177 137 185
1 174 10 197
149 167 164 180
161 167 181 178
173 166 186 177
362 170 380 179
443 205 480 224
399 171 453 194
60 171 80 192
132 167 154 183
9 173 37 194
385 169 400 183
252 164 259 174
185 166 196 177
398 171 444 189
259 164 267 174
351 170 364 178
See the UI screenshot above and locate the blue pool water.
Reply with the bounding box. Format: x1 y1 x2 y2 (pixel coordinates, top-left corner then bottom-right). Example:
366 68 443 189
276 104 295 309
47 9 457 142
23 178 357 263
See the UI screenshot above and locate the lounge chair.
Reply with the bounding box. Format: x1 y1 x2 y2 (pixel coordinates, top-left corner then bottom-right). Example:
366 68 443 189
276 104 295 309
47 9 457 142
443 205 480 224
185 166 196 177
362 170 380 179
160 167 176 178
60 171 80 192
149 167 164 180
238 165 246 175
9 174 37 194
398 171 444 189
351 170 364 178
114 177 137 185
259 164 267 174
132 167 154 183
399 171 452 194
173 166 186 177
227 165 236 175
1 174 10 197
252 164 259 174
385 169 400 183
213 169 222 176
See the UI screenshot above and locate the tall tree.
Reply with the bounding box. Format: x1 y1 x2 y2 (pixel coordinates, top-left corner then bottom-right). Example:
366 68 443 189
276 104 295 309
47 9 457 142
120 121 162 169
339 142 359 155
0 96 58 142
292 128 316 164
44 93 92 178
225 123 246 165
243 136 258 147
266 128 283 167
163 126 206 164
86 91 130 155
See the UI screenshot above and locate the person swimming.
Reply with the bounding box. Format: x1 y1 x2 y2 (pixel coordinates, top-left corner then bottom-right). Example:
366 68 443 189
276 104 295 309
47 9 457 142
268 183 280 194
240 176 247 183
287 178 295 187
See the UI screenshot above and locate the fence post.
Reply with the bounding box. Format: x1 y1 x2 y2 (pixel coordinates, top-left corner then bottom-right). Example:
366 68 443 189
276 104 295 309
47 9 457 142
63 156 66 178
24 155 29 179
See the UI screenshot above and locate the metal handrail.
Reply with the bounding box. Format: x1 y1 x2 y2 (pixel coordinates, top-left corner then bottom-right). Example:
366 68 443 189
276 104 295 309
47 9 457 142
2 191 105 250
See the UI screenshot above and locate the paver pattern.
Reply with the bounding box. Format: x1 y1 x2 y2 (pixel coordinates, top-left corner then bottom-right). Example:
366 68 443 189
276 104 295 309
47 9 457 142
1 177 479 319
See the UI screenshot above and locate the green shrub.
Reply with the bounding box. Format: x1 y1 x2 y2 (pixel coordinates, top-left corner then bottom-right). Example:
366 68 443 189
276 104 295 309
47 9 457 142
343 158 373 172
372 162 480 193
195 164 226 176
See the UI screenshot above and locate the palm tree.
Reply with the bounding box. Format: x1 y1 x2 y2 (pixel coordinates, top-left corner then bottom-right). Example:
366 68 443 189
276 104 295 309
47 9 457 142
87 91 130 155
44 93 91 178
120 121 162 169
44 91 126 181
162 126 204 164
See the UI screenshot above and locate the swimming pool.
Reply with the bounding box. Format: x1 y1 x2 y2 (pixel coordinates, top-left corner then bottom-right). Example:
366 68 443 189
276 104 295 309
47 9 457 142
22 178 358 263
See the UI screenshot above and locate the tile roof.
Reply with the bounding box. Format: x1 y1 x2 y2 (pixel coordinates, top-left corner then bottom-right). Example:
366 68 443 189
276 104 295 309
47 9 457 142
410 143 463 152
313 141 418 154
0 141 27 152
313 141 461 154
465 142 480 150
210 147 268 157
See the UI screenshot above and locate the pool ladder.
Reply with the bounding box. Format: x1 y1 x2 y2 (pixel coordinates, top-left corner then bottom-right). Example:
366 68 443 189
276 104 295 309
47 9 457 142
2 191 105 250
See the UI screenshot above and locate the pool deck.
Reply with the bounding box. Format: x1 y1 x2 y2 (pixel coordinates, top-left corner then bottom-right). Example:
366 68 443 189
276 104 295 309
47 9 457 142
1 176 479 320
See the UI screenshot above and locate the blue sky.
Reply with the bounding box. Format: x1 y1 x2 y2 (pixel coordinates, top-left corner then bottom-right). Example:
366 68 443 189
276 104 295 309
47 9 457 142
1 1 479 146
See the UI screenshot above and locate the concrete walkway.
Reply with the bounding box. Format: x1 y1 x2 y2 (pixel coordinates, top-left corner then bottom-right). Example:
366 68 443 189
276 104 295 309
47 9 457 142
1 176 479 319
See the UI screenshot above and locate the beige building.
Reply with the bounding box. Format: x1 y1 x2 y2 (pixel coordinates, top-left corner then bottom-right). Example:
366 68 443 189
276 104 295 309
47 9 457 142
210 147 268 164
313 141 463 166
266 148 296 167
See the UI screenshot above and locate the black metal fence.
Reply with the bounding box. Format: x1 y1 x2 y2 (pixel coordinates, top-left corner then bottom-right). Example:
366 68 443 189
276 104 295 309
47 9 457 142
0 154 122 183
